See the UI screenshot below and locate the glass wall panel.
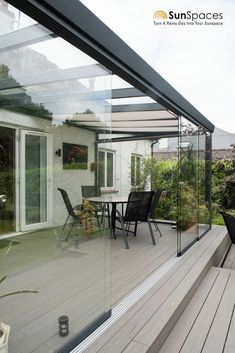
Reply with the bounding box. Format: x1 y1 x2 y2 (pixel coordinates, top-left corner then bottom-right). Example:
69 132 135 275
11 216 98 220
0 1 111 352
177 117 199 255
198 129 211 237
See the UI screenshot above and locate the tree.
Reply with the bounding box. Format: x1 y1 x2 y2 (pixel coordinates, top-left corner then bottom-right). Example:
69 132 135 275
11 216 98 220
0 64 52 118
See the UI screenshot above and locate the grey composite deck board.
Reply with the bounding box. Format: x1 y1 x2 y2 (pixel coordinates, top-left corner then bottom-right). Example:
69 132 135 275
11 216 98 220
178 269 231 353
84 226 226 353
223 303 235 353
201 269 235 353
223 244 235 270
113 246 176 305
84 226 228 353
159 267 235 353
131 228 228 352
122 341 149 353
158 267 220 353
112 238 176 304
0 253 105 320
31 344 55 353
1 224 176 353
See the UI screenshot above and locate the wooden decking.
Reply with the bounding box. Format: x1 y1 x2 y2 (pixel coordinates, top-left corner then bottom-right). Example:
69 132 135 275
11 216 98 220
0 225 230 353
159 267 235 353
83 225 230 353
223 244 235 270
111 223 177 305
0 223 177 353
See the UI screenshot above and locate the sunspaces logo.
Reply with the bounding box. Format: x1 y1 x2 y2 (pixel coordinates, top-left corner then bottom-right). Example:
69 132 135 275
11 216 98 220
153 10 223 26
153 10 168 20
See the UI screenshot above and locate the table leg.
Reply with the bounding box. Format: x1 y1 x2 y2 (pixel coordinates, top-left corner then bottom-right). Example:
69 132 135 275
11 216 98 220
111 202 116 239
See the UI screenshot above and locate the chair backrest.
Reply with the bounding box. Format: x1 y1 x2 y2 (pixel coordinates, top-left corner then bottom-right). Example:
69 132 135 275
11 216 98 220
57 188 75 217
220 211 235 243
81 185 101 198
149 188 166 219
125 191 154 222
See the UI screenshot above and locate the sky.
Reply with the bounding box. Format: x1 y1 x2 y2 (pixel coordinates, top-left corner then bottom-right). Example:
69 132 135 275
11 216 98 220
81 0 235 134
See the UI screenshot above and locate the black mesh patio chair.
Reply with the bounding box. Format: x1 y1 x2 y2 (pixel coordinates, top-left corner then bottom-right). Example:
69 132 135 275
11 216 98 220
220 211 235 244
115 191 154 249
81 185 110 227
57 188 82 241
148 188 167 238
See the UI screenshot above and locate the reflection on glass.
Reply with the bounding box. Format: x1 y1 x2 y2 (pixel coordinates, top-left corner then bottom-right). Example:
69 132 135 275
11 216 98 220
98 150 105 187
198 130 211 237
107 152 113 187
25 135 47 225
0 1 112 352
177 117 199 254
0 2 36 35
0 126 15 235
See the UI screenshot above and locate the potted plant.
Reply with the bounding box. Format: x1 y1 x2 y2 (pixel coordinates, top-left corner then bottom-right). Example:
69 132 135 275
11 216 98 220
170 184 198 231
0 241 38 353
75 198 98 234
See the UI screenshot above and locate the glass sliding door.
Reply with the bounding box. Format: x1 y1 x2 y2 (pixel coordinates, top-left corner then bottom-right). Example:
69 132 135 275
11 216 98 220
0 126 15 235
177 117 199 255
98 150 115 188
20 131 51 229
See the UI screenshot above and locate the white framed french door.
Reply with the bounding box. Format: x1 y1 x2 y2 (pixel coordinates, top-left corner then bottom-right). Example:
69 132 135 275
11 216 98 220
20 130 52 231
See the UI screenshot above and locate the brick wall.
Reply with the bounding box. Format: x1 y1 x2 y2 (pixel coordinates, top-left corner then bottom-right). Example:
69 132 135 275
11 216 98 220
212 149 233 161
153 149 233 161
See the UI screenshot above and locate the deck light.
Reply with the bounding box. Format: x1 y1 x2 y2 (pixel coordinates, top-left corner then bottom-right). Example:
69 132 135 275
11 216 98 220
58 315 69 336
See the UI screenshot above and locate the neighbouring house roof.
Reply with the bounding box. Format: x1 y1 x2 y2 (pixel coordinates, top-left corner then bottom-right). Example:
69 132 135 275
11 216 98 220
154 126 235 153
212 128 235 150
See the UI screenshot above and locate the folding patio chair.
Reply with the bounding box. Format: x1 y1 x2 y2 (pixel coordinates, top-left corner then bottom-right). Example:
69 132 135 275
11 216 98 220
220 211 235 244
148 188 167 238
57 188 82 241
115 191 154 249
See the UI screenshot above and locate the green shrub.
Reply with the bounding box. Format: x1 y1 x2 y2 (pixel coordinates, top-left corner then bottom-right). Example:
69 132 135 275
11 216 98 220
132 148 234 226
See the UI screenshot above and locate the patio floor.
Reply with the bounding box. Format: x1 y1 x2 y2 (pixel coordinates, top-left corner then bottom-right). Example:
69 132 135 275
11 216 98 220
82 225 229 353
0 222 177 353
159 266 235 353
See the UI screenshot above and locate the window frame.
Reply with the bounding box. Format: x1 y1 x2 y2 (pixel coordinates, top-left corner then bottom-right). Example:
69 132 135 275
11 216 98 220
131 153 142 187
98 149 116 190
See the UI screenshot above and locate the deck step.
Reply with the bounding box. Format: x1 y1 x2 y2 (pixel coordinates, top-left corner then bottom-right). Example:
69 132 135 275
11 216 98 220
159 267 235 353
223 244 235 270
83 226 230 353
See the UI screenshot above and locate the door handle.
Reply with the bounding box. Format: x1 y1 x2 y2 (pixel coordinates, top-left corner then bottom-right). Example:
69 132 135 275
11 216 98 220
0 195 7 204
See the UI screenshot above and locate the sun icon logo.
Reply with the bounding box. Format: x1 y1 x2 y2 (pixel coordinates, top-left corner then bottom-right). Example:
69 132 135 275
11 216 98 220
153 10 168 20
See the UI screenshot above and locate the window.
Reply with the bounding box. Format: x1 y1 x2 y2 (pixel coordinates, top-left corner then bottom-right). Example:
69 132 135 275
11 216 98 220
98 150 115 188
131 154 141 187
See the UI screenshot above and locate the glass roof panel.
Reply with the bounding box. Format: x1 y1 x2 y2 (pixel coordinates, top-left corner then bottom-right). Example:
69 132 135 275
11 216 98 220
112 75 132 89
112 96 155 105
0 3 36 36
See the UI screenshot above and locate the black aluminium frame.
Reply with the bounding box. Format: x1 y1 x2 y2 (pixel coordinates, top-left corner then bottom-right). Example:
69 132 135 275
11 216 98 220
177 126 213 257
4 0 214 349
